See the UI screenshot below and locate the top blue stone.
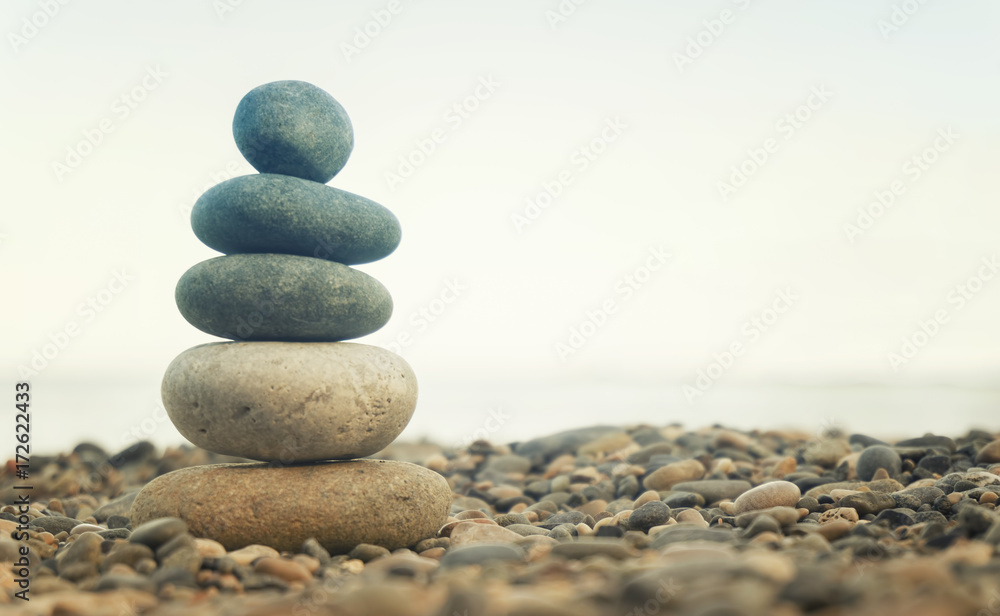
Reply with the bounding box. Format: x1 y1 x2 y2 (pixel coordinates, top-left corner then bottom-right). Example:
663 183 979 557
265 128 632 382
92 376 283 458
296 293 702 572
233 81 354 184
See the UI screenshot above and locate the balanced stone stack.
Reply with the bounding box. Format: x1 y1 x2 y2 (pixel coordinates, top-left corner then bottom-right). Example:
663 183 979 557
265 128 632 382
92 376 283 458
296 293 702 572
130 81 451 554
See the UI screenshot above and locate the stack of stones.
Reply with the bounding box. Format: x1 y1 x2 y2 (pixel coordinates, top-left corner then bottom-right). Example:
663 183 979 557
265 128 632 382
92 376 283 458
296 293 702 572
130 81 452 554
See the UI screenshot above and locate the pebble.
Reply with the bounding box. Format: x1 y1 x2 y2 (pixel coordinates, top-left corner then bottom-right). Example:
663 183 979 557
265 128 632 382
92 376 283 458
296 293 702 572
818 507 859 524
193 538 226 558
642 459 705 491
92 492 139 522
838 492 897 516
896 435 957 453
802 439 852 468
735 506 799 528
253 556 313 584
856 445 903 481
440 544 525 568
627 501 671 532
30 515 81 535
175 253 392 342
917 453 952 475
129 517 187 550
550 537 636 560
162 341 417 461
449 521 523 545
744 514 781 537
672 480 752 504
650 525 735 548
130 460 451 553
227 544 279 566
976 440 1000 464
100 543 154 572
192 174 401 265
233 80 353 184
663 491 704 508
732 480 801 514
57 532 104 573
675 509 709 528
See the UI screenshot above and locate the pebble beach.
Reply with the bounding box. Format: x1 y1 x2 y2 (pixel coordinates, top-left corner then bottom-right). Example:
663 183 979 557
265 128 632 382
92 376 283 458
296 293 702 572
3 423 1000 616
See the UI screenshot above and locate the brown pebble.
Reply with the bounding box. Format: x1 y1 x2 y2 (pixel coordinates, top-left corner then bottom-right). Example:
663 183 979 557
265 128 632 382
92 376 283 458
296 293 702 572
818 507 859 524
643 459 706 491
292 554 320 574
450 521 522 545
771 456 797 478
632 490 661 510
227 544 279 566
254 556 312 583
816 519 854 541
578 499 608 518
975 439 1000 464
439 517 495 537
193 537 227 558
870 468 891 481
419 547 446 560
979 492 998 504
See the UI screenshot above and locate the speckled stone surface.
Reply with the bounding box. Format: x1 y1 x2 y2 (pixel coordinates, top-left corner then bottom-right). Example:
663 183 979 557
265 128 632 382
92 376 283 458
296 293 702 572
191 174 400 265
175 253 392 342
129 460 452 553
162 341 417 462
233 80 353 184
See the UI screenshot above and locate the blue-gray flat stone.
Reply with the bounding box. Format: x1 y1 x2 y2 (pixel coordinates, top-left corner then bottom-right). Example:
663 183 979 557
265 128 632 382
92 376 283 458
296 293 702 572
175 254 391 341
192 174 400 265
233 80 353 183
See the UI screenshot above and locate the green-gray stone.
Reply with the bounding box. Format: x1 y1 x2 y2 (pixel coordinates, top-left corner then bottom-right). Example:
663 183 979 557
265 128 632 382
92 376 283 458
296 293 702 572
233 80 353 183
175 254 391 341
191 174 400 265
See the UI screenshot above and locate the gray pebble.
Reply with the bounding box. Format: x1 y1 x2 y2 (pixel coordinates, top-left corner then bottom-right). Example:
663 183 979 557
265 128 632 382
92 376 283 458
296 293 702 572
129 517 188 550
505 524 549 537
627 501 670 533
58 532 103 573
672 480 752 504
175 253 392 342
856 446 902 481
440 544 524 568
744 514 781 537
192 174 400 265
233 80 353 184
30 516 81 535
92 492 139 523
348 543 390 562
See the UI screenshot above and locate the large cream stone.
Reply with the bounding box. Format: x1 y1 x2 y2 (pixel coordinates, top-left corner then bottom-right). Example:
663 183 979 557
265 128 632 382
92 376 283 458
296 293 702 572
162 341 416 462
130 460 451 554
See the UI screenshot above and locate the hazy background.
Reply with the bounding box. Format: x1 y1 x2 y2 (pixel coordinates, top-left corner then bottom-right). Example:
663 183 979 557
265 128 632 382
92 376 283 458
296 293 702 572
3 0 999 454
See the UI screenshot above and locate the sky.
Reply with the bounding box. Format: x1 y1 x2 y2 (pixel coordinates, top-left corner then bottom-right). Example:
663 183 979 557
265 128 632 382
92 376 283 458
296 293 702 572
2 1 999 451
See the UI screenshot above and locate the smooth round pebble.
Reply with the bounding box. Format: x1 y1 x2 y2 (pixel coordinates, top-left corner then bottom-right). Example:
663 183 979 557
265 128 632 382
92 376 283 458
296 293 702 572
672 480 752 504
856 445 903 481
162 341 417 462
192 174 400 265
175 253 392 342
130 460 451 553
642 459 705 491
976 440 1000 464
129 517 188 550
733 481 801 515
233 80 353 184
